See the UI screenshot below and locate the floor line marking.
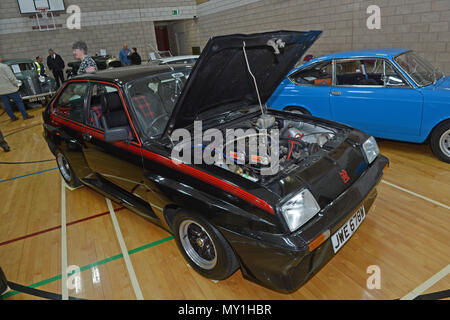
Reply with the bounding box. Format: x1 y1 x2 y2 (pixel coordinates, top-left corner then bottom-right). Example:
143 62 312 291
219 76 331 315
381 180 450 211
61 179 68 300
0 208 124 247
0 167 58 183
1 235 174 299
106 198 144 300
400 264 450 300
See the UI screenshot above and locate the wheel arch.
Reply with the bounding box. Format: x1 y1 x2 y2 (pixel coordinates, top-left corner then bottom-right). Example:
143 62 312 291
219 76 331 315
425 117 450 142
283 105 312 115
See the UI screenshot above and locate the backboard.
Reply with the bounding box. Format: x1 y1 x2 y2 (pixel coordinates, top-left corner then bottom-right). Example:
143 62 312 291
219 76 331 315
18 0 65 14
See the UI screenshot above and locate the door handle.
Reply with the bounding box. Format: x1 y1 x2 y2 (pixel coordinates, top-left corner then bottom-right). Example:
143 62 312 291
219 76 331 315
331 91 342 96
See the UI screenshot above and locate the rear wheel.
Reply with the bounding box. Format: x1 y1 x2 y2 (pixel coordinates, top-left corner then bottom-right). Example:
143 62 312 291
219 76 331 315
173 211 239 280
430 120 450 163
284 106 311 115
56 150 82 188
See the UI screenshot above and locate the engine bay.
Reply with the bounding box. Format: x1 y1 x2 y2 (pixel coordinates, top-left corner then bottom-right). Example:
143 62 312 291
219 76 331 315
186 109 348 183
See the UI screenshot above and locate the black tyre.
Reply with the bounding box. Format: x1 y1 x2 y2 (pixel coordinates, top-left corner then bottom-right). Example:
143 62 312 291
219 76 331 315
173 211 239 280
56 150 82 188
284 106 311 115
430 120 450 163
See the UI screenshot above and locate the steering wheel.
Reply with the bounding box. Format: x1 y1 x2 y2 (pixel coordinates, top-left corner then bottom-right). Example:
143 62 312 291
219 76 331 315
147 113 169 136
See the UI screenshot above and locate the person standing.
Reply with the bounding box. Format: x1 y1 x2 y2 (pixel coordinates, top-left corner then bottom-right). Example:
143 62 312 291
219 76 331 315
34 56 46 76
0 57 34 121
127 47 142 65
72 41 97 75
119 43 131 66
0 129 10 152
47 49 65 87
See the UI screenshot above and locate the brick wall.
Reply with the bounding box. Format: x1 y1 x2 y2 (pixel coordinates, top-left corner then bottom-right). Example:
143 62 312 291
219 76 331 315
185 0 450 74
1 0 449 74
0 0 196 68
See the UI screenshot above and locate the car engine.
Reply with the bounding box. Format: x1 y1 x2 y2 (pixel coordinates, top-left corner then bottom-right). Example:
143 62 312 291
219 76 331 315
205 112 340 183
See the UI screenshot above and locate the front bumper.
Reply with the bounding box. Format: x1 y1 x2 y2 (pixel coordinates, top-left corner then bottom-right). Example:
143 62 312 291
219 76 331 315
221 155 388 293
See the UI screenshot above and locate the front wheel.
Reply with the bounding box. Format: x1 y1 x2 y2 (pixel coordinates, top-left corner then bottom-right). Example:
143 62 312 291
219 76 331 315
173 211 239 280
430 120 450 163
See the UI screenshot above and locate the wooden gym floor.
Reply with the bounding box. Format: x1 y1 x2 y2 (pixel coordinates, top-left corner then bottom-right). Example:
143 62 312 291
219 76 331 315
0 108 448 300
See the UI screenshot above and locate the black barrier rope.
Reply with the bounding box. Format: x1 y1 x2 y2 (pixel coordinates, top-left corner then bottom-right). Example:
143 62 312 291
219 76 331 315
4 122 43 138
6 281 86 300
1 267 85 300
0 159 55 165
413 289 450 300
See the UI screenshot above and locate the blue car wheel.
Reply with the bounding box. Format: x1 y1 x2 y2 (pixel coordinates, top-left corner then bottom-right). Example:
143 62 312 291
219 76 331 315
430 120 450 163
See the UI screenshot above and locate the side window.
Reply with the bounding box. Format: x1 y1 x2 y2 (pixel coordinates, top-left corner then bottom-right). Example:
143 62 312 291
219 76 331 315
54 82 88 122
289 61 332 86
336 59 406 87
87 83 118 129
87 83 137 142
336 59 369 86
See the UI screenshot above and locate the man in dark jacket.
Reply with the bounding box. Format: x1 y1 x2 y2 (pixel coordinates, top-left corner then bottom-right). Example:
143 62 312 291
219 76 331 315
47 49 65 88
127 47 142 65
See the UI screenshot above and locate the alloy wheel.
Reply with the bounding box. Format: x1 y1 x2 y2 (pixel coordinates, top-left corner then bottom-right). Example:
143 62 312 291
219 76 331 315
57 153 72 182
179 220 217 270
439 129 450 157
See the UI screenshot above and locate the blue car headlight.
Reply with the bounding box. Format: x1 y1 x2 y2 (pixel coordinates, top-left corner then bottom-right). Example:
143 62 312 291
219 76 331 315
362 136 379 164
281 189 321 232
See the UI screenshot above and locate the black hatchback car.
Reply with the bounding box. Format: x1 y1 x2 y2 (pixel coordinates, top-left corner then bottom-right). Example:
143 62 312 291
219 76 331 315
43 30 389 293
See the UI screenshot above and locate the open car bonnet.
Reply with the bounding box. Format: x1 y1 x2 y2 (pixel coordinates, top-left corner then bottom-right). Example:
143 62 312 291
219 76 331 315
165 30 322 134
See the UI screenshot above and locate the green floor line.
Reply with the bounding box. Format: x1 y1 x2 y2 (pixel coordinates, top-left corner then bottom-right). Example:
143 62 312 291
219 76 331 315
2 235 174 299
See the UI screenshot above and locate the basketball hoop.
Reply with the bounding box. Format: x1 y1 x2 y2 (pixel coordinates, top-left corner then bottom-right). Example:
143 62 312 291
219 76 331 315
37 7 49 20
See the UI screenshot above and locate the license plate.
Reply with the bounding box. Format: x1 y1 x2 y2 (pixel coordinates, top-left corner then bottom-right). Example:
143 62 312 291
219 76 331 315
331 206 366 253
28 96 46 102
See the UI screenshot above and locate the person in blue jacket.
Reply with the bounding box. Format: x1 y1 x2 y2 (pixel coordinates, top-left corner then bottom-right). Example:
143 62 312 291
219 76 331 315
119 43 131 66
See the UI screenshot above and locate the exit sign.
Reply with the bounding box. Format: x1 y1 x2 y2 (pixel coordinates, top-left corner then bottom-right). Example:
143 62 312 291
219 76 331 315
172 9 179 15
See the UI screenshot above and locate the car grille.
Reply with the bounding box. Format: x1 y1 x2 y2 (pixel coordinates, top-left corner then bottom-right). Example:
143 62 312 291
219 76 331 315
18 76 52 97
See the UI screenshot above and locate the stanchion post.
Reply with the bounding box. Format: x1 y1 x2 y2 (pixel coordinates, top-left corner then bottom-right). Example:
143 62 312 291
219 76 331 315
0 267 10 295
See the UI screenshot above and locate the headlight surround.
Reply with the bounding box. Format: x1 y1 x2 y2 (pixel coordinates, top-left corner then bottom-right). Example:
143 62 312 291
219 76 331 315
281 189 321 232
362 136 379 164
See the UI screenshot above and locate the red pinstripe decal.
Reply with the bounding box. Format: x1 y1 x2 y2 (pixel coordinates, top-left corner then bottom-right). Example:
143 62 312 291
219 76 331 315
49 82 275 215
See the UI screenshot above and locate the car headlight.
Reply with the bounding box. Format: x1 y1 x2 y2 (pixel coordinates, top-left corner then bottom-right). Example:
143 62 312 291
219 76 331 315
362 136 379 164
281 189 321 232
39 76 45 83
17 80 23 87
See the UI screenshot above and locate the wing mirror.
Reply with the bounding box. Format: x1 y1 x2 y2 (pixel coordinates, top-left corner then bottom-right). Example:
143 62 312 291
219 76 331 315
384 75 405 86
104 127 129 142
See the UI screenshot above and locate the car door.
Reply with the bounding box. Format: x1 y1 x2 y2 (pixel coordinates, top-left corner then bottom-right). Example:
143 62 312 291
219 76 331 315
329 58 423 140
82 81 156 217
268 60 333 117
50 81 91 179
125 71 192 231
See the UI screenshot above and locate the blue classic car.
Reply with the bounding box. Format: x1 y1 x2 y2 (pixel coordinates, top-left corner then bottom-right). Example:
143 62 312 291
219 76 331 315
267 49 450 162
